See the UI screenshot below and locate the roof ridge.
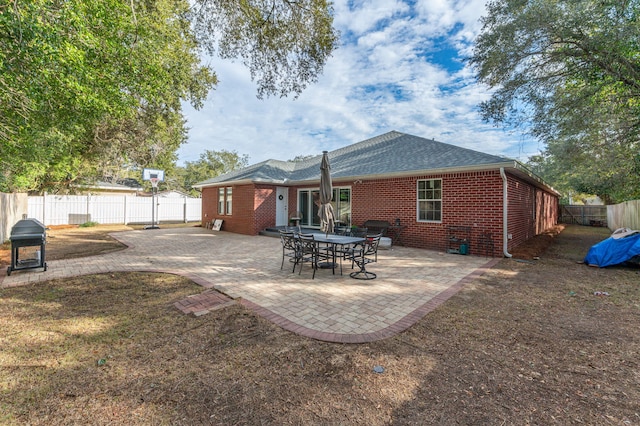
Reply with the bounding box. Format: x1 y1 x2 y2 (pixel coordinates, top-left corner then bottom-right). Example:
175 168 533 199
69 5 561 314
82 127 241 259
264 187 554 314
327 130 404 156
194 131 521 188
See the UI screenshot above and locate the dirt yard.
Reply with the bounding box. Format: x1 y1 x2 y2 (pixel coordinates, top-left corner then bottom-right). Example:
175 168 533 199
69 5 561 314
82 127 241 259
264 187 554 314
1 224 638 425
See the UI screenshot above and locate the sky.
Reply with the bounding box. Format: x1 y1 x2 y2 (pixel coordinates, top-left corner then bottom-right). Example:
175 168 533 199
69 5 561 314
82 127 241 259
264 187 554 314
177 0 541 166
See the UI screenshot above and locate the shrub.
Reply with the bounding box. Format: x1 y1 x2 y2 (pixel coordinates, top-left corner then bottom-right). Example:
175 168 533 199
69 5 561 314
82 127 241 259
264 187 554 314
79 221 99 228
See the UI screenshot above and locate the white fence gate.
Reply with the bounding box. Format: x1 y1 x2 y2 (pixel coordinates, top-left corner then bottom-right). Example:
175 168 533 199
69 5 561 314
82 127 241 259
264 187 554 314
28 194 201 226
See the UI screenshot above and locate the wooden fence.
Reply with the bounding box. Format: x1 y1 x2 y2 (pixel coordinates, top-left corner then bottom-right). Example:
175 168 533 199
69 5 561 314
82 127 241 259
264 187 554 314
607 200 640 230
560 205 608 227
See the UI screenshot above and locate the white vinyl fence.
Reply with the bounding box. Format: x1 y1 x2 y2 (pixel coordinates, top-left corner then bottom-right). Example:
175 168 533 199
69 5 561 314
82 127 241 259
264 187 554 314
1 192 28 242
28 194 201 226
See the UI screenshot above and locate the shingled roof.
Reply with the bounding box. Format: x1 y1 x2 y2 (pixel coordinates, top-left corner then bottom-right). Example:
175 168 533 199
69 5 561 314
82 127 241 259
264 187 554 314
194 131 547 190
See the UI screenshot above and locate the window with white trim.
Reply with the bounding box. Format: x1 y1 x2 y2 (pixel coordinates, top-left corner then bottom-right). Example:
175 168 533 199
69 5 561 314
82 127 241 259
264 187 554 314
298 187 351 227
225 187 232 215
417 179 442 222
217 188 225 215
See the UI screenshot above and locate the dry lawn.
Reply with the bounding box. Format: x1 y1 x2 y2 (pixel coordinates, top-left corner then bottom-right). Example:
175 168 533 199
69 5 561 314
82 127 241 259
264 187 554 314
1 224 639 425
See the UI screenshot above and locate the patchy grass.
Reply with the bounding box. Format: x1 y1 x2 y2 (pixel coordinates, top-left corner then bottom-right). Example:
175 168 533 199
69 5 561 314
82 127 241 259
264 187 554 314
1 225 639 424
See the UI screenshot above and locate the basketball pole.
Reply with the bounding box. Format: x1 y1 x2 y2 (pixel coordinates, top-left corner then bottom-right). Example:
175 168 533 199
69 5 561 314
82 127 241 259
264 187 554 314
145 177 160 230
151 181 155 227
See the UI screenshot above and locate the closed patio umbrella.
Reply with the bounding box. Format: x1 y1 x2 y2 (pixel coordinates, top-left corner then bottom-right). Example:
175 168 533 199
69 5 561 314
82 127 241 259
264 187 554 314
318 151 335 235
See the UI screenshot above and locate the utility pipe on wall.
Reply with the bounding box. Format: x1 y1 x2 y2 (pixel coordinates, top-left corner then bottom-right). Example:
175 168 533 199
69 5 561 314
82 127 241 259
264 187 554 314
500 167 513 258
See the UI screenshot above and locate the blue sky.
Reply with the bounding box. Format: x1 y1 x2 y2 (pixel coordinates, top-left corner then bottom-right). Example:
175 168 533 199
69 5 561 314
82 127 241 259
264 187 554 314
178 0 540 166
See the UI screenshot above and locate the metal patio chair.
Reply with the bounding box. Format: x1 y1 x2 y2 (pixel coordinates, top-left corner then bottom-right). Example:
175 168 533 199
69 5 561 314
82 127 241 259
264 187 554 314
349 233 382 280
279 230 300 272
297 233 321 278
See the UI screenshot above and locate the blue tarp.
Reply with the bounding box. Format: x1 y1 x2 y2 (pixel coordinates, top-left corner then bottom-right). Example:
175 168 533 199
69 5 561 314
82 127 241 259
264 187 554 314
584 233 640 267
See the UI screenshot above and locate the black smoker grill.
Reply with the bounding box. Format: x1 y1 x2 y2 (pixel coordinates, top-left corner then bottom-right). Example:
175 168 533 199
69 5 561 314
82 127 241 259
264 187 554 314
7 218 48 276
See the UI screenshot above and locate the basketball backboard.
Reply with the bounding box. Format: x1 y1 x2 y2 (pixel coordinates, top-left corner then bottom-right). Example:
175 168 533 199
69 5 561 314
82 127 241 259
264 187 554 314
142 168 165 182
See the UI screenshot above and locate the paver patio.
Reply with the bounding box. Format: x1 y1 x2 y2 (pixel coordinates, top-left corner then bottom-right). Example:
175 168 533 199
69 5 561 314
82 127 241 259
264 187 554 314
0 227 499 342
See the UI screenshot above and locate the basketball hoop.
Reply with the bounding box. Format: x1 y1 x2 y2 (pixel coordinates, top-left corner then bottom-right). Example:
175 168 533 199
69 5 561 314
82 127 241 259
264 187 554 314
142 168 164 230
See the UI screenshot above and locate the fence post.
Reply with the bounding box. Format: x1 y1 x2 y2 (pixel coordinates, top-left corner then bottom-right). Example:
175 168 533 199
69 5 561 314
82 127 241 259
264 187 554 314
183 195 187 223
123 195 128 225
42 192 47 225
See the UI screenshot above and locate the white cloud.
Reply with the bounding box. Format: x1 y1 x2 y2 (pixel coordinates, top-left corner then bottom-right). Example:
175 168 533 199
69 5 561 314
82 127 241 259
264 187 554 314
177 0 539 169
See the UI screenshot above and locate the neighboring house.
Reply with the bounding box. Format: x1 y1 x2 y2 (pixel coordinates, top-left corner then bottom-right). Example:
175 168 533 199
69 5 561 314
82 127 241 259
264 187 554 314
156 190 198 199
74 180 143 196
193 131 560 256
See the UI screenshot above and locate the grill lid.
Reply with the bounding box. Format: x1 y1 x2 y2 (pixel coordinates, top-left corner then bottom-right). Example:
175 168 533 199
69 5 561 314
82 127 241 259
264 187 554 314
11 218 46 237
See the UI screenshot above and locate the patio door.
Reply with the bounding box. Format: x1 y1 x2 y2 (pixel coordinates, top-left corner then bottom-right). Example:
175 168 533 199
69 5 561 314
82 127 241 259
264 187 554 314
275 187 289 226
298 187 351 228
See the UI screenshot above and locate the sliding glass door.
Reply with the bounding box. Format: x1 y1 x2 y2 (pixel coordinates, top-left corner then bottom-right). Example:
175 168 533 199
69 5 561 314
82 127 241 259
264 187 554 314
298 187 351 228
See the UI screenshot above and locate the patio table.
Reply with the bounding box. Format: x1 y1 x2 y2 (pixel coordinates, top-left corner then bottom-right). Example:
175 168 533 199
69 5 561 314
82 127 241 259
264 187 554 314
311 234 366 275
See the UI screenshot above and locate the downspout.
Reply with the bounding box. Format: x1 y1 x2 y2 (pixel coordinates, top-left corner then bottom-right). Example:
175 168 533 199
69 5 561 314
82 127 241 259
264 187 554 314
500 168 513 258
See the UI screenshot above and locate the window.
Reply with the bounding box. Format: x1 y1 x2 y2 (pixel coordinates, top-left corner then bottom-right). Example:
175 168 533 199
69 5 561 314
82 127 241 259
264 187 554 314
335 188 351 225
225 187 232 215
217 187 232 215
217 188 225 215
417 179 442 222
298 187 351 227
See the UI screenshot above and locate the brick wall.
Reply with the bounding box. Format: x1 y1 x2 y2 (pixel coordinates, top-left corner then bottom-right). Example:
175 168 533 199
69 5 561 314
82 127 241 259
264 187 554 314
535 189 559 234
201 184 263 235
201 186 218 227
201 170 559 254
347 171 505 253
254 185 277 233
506 175 536 251
503 175 559 252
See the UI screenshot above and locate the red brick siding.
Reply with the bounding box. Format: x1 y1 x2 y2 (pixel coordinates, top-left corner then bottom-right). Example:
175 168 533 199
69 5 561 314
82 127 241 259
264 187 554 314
201 184 285 235
347 171 504 253
201 186 219 226
201 170 559 254
504 175 559 252
505 175 536 251
536 189 559 234
254 185 277 233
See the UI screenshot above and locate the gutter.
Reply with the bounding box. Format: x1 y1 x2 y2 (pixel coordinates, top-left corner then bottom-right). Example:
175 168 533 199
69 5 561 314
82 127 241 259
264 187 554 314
500 167 513 258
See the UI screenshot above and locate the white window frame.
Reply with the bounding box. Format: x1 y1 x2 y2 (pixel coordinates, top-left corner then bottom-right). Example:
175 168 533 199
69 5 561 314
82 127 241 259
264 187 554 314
297 186 351 228
417 179 442 223
217 188 225 215
225 187 232 215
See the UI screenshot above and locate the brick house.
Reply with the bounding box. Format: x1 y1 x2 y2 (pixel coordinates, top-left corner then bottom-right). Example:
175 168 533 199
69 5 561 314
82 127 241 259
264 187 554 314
193 131 559 256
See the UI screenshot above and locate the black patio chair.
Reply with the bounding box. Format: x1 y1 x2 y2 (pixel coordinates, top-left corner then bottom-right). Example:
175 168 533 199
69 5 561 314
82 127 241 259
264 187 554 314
297 233 321 278
322 226 351 274
334 225 350 236
279 230 300 272
349 233 382 280
336 227 369 272
350 227 368 237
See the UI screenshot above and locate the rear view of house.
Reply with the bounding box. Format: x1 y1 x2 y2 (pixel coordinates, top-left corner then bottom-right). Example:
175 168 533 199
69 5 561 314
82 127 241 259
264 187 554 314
194 131 559 256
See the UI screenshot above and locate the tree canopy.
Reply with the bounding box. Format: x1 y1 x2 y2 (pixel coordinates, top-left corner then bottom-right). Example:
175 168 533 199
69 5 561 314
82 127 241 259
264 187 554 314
177 149 249 196
471 0 640 203
1 0 338 192
191 0 338 99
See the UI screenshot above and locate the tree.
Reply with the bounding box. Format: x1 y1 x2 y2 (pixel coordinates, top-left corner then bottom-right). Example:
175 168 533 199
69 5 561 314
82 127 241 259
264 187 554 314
1 0 338 192
178 149 249 195
0 0 216 192
190 0 339 99
471 0 640 203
